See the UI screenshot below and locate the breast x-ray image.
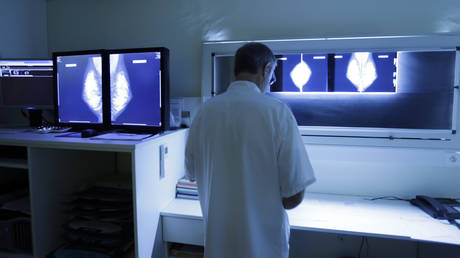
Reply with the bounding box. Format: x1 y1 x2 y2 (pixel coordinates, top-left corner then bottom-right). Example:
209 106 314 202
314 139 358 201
275 53 328 92
269 51 453 129
271 52 396 93
109 52 162 127
346 52 378 92
110 54 132 121
56 54 103 124
335 52 396 93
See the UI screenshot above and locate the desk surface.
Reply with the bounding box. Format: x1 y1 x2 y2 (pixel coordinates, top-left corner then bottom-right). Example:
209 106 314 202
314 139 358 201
0 128 184 152
161 193 460 246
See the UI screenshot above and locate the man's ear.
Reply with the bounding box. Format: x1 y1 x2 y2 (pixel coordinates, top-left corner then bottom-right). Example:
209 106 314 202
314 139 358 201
263 62 271 78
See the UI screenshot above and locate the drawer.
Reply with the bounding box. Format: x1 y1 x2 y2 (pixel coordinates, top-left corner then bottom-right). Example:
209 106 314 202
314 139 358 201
162 216 204 246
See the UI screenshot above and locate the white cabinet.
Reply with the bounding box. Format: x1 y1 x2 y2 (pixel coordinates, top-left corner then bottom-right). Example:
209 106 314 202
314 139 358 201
0 129 187 258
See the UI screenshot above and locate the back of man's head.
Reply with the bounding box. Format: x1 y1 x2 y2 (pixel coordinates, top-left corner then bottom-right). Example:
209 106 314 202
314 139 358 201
234 43 275 77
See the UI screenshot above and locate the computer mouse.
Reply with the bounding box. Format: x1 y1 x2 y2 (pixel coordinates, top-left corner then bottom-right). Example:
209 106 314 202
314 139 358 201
81 129 98 138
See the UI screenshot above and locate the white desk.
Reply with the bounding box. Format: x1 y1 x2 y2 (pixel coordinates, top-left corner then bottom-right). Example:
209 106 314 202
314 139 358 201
161 193 460 247
0 129 188 258
0 128 154 152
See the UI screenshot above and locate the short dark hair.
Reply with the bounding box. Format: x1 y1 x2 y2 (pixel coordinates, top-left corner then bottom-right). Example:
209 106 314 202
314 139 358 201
234 43 275 76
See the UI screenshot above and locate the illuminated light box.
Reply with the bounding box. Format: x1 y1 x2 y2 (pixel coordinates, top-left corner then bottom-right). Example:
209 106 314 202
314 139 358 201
272 52 397 94
268 51 454 129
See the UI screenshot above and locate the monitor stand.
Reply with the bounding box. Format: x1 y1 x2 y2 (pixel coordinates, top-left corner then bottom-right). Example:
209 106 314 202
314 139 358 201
26 108 43 127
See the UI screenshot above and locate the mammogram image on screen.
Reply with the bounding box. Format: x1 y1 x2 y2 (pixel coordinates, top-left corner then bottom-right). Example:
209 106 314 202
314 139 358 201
109 52 162 127
334 52 397 93
272 52 397 93
269 51 452 129
277 53 328 92
56 54 103 124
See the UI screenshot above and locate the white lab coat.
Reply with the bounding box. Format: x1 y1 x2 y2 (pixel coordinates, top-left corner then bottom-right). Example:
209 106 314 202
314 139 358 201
186 81 315 258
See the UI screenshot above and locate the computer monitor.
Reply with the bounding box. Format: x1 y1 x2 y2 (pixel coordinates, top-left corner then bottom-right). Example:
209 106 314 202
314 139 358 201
0 59 54 109
53 50 108 127
108 48 169 133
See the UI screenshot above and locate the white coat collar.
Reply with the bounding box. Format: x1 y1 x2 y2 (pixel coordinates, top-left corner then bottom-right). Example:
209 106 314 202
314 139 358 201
227 81 261 94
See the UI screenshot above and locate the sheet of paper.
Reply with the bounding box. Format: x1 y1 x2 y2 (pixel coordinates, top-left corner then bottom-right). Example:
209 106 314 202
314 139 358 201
91 132 153 141
55 132 81 138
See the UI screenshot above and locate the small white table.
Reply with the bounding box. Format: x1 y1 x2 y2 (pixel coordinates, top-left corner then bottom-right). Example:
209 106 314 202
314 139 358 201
161 193 460 247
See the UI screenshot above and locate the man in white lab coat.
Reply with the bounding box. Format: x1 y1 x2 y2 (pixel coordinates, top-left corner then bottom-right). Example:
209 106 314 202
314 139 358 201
185 42 316 258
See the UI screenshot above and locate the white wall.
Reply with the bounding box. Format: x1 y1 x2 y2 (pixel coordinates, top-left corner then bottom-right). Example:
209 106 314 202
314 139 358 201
46 0 460 97
0 0 48 125
0 0 48 58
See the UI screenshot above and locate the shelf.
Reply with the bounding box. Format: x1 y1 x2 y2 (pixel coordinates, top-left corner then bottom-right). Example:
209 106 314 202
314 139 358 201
0 251 33 258
0 158 28 169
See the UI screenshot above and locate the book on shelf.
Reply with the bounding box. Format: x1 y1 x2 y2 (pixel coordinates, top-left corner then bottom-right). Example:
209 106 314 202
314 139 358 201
176 177 199 200
177 178 197 188
176 187 198 195
176 183 197 189
176 193 199 200
178 177 195 184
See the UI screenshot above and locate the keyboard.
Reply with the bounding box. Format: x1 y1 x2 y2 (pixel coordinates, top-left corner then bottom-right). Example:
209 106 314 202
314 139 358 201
34 126 72 134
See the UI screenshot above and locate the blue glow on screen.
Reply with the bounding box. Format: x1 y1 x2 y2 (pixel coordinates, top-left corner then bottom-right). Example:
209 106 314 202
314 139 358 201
335 52 397 93
268 51 454 129
56 54 103 124
109 52 162 127
273 52 397 94
280 54 328 92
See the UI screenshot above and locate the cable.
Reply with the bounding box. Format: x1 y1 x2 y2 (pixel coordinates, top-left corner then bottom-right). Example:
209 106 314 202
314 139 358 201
357 236 365 258
21 108 28 119
365 237 369 258
367 196 460 202
448 218 460 230
415 241 419 258
356 236 371 258
365 196 410 202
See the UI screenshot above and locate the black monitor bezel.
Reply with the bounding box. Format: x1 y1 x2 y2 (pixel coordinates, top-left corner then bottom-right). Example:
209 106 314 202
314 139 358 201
106 47 170 134
53 49 110 129
0 58 55 110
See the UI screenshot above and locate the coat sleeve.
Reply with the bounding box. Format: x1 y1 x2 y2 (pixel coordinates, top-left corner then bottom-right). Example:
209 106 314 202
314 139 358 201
185 116 197 182
277 105 316 198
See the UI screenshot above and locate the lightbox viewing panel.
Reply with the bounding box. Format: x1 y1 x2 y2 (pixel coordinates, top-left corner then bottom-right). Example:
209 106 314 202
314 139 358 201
270 51 454 129
271 52 397 93
213 50 455 130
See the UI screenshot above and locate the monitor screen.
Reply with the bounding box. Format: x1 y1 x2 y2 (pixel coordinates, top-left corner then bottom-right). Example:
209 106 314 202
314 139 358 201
56 54 103 124
109 51 162 127
0 60 54 108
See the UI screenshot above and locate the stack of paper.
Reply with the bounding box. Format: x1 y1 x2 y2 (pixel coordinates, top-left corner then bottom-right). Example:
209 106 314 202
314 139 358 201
48 175 134 257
